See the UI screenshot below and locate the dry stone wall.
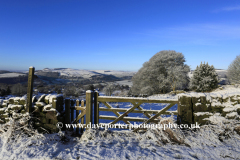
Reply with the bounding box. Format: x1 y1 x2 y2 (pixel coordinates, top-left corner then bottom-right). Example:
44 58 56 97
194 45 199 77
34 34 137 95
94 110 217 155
178 92 240 125
32 94 64 133
0 94 65 133
0 96 27 124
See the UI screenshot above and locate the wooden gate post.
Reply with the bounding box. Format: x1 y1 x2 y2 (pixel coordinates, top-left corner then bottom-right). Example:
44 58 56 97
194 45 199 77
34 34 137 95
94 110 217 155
177 95 193 125
64 99 71 127
94 91 99 124
86 90 93 129
80 100 85 133
26 66 35 113
76 99 80 134
70 99 75 123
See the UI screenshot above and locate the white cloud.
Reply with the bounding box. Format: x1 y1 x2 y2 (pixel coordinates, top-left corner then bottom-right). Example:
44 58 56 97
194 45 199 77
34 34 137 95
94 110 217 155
213 5 240 12
136 23 240 46
169 24 240 39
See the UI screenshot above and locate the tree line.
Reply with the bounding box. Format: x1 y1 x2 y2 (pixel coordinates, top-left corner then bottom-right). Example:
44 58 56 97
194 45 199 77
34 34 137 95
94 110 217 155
0 82 130 98
0 83 27 97
131 50 240 96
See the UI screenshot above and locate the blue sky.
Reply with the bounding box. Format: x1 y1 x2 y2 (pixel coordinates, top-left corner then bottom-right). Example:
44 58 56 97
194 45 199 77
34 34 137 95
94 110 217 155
0 0 240 71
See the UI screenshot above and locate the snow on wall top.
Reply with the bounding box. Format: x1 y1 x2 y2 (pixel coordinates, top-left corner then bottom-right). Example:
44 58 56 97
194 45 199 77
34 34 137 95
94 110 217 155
144 86 240 102
178 85 240 102
20 95 27 101
13 97 21 101
37 94 46 102
45 94 63 103
194 112 213 116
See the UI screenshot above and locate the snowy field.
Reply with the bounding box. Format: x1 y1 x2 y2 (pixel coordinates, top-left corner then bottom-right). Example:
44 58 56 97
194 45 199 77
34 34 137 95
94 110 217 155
0 68 227 81
37 68 135 79
0 85 240 159
114 80 133 87
0 73 26 78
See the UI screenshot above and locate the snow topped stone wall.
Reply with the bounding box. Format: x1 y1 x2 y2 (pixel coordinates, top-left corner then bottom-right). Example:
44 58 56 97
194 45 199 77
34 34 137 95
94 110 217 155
0 94 65 133
0 96 27 124
32 94 64 133
178 92 240 125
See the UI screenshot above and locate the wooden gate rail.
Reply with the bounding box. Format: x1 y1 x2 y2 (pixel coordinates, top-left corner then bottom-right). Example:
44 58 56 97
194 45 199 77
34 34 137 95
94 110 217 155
71 100 85 124
94 91 178 132
99 107 178 115
133 103 175 132
101 102 131 125
69 99 86 134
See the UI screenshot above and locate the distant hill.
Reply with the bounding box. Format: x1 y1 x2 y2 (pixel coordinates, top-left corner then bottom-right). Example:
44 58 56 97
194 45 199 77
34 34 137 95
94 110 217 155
34 68 135 79
0 68 228 85
0 71 28 84
0 70 11 74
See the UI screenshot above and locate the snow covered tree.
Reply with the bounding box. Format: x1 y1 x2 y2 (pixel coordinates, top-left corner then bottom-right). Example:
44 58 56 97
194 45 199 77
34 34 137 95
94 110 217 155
131 50 190 95
227 55 240 84
103 83 117 96
190 62 219 92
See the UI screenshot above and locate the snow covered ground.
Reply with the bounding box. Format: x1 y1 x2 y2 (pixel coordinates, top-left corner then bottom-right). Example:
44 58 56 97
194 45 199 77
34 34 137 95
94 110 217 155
0 73 26 78
0 68 227 82
0 85 240 160
149 84 240 100
114 80 133 87
0 116 240 160
38 68 135 79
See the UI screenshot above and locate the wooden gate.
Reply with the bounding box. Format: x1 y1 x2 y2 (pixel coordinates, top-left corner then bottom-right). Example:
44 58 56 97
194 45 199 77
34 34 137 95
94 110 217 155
69 91 92 134
95 91 178 132
70 99 85 133
68 90 178 134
